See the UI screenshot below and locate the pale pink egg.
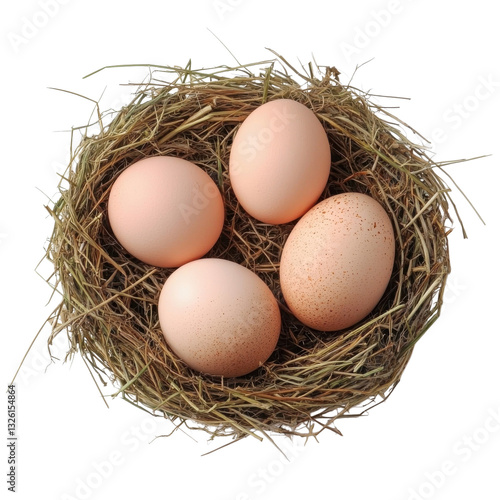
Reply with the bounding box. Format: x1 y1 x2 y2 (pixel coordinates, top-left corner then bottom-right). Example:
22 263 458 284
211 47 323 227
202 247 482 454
158 258 281 377
108 156 224 268
229 99 331 224
280 192 395 331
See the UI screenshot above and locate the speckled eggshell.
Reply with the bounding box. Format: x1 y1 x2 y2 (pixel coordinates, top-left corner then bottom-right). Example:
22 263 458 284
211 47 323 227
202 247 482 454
229 99 331 224
158 258 281 377
279 192 395 331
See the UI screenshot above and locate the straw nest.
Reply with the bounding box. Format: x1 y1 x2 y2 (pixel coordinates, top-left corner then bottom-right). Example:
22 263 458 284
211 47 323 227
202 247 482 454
44 53 460 442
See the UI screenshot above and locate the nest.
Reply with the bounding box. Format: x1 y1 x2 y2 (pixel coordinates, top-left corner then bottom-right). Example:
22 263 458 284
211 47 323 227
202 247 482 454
44 54 459 442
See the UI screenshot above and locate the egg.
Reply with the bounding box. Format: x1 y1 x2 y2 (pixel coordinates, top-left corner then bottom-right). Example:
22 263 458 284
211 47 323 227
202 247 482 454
229 99 331 224
279 192 395 331
158 258 281 377
108 156 224 268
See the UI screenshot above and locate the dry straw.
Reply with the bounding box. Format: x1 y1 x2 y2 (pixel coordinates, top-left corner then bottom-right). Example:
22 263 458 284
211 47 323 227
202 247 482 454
40 52 468 443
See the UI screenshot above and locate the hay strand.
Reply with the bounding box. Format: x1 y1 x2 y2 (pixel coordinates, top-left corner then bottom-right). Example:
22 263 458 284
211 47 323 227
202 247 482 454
40 54 465 440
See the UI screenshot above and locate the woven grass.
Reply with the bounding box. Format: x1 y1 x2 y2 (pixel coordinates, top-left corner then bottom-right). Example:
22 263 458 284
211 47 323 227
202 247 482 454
41 53 463 442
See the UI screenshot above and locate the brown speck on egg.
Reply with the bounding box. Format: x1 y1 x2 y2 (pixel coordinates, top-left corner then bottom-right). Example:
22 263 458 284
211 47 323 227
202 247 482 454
280 192 395 332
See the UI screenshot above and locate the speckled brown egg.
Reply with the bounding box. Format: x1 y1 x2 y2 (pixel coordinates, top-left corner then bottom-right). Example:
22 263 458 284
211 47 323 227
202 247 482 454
158 258 281 377
279 192 395 331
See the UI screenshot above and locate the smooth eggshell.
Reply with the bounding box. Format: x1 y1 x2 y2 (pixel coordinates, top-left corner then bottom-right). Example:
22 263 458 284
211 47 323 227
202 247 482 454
158 258 281 377
108 156 224 268
229 99 331 224
280 192 395 331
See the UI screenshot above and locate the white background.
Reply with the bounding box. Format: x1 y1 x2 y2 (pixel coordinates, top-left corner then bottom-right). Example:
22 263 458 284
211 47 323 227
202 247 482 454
1 1 499 499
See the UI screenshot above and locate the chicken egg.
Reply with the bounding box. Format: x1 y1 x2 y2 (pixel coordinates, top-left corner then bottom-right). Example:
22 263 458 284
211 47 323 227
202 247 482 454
229 99 331 224
280 192 395 331
158 258 281 377
108 156 224 268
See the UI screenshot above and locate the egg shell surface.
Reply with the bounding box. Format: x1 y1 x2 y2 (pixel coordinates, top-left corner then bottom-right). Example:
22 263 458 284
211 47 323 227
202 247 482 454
158 258 282 378
229 99 331 224
108 156 224 268
280 192 395 331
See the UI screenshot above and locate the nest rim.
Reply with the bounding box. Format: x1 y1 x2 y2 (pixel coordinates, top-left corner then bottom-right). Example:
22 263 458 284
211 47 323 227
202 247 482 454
44 54 457 442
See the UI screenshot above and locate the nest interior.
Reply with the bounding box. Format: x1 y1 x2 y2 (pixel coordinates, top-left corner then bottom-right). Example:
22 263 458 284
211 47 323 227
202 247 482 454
45 55 455 441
